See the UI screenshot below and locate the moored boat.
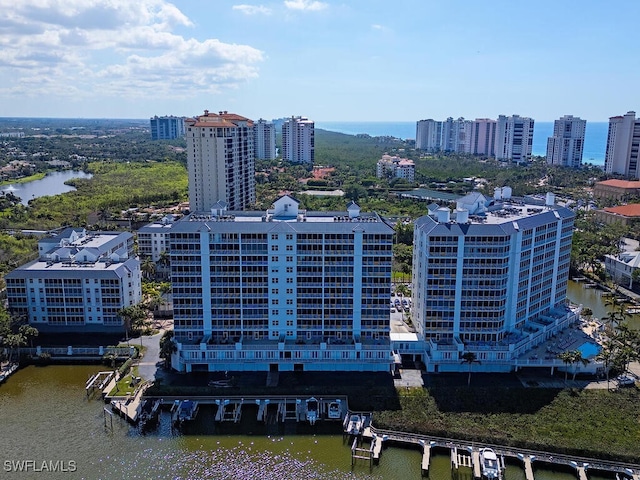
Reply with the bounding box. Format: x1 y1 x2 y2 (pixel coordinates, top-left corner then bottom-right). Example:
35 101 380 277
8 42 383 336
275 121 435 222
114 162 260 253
479 448 502 480
305 397 318 425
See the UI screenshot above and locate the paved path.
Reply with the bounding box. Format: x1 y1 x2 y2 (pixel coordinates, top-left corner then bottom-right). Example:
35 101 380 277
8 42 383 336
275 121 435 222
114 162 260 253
135 329 164 382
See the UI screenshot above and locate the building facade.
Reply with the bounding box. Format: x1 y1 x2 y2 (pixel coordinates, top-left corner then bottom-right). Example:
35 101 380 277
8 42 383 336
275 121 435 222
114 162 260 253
282 116 315 164
411 190 575 372
593 179 640 201
150 115 186 140
254 118 277 160
5 228 141 332
137 216 176 262
185 110 256 212
469 118 496 156
169 196 394 373
415 119 442 152
376 155 415 182
495 115 535 163
546 115 586 168
604 111 640 178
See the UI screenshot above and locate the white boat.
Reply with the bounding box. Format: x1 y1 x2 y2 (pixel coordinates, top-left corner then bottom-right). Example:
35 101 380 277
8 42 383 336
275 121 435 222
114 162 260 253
306 397 318 425
347 414 362 435
480 448 502 480
327 401 341 419
172 400 199 426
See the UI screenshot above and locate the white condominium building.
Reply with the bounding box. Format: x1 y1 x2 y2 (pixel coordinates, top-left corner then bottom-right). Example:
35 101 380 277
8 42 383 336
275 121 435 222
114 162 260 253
605 111 640 178
546 115 586 168
416 119 442 152
254 118 277 161
376 154 415 182
185 110 256 212
282 116 315 164
412 189 575 372
169 195 394 373
495 115 535 163
5 228 141 332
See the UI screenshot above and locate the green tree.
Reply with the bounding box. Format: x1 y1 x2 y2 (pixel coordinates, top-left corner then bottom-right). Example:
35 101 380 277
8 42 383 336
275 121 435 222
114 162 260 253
461 351 480 386
18 324 38 348
557 350 574 384
159 330 177 368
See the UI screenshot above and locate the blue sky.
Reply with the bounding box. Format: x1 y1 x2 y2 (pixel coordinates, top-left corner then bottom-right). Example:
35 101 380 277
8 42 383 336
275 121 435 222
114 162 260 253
0 0 638 121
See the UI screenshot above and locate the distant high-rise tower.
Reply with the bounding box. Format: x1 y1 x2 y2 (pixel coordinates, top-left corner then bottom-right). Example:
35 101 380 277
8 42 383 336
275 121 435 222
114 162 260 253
282 116 314 164
254 118 277 160
416 119 442 152
495 115 535 163
546 115 586 168
185 110 255 211
605 111 640 178
469 118 496 156
150 115 186 140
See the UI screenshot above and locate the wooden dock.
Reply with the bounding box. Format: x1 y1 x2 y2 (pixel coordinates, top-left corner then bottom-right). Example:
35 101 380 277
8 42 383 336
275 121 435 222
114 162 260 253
110 382 149 423
421 443 431 477
577 466 588 480
472 448 481 479
86 371 114 397
523 455 535 480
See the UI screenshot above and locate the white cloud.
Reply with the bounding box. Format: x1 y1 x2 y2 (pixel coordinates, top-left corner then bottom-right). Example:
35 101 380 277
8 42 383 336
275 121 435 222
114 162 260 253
233 4 272 15
371 24 388 31
284 0 328 12
0 0 264 100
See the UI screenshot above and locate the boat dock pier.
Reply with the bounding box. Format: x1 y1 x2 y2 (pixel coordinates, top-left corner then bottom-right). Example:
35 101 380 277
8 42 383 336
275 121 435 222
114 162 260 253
110 382 150 424
0 363 19 385
86 371 115 397
359 427 639 480
144 395 349 425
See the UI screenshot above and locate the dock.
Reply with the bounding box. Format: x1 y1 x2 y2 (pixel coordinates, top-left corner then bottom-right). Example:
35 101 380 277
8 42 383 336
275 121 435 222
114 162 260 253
110 382 149 423
471 448 481 479
86 371 115 397
358 426 640 480
523 455 535 480
0 363 19 385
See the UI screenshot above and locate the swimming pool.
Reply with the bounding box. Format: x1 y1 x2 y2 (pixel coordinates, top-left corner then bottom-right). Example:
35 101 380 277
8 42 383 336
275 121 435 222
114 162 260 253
577 341 601 358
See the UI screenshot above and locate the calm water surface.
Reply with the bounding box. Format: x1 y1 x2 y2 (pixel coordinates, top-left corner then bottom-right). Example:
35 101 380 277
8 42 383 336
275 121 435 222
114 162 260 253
0 281 624 479
2 170 92 205
0 365 616 480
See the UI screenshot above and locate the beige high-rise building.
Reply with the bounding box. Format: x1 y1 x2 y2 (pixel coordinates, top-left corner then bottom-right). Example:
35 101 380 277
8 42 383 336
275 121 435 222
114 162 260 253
605 111 640 178
185 110 255 212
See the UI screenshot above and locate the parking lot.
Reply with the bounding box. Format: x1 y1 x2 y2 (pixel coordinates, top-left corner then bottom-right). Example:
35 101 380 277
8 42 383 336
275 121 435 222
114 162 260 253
390 293 415 334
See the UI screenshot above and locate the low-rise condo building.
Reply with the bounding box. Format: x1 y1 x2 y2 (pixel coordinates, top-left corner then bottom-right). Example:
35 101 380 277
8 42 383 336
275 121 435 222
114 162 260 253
5 228 141 332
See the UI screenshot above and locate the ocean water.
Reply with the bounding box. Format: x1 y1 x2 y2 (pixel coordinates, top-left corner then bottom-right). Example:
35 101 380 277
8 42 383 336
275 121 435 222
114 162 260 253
316 121 608 165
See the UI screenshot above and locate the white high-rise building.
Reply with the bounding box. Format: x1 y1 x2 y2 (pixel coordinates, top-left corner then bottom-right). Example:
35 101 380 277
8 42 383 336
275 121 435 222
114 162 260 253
282 116 314 164
546 115 586 168
411 190 576 372
168 196 394 373
254 118 277 160
605 111 640 178
495 115 535 163
185 110 255 212
416 119 443 152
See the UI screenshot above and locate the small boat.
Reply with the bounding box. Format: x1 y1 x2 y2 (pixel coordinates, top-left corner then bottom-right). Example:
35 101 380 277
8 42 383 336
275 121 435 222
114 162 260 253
306 397 318 425
138 399 161 430
172 400 199 426
328 401 341 419
480 448 502 480
347 414 362 435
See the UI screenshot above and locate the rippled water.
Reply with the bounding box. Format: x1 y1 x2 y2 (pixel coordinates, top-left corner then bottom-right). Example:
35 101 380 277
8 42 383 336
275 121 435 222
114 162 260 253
0 364 617 480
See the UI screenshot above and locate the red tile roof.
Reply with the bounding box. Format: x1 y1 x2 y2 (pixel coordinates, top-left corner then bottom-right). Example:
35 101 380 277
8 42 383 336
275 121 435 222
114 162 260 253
597 179 640 189
604 204 640 217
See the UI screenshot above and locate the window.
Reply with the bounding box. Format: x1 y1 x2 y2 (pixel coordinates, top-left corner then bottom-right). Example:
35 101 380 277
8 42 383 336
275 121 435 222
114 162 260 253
286 245 293 251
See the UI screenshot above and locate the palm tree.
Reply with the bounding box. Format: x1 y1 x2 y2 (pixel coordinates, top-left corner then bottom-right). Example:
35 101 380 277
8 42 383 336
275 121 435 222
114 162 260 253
557 350 574 384
141 257 156 280
18 324 38 348
571 350 589 380
5 332 26 363
461 351 480 386
595 338 615 390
